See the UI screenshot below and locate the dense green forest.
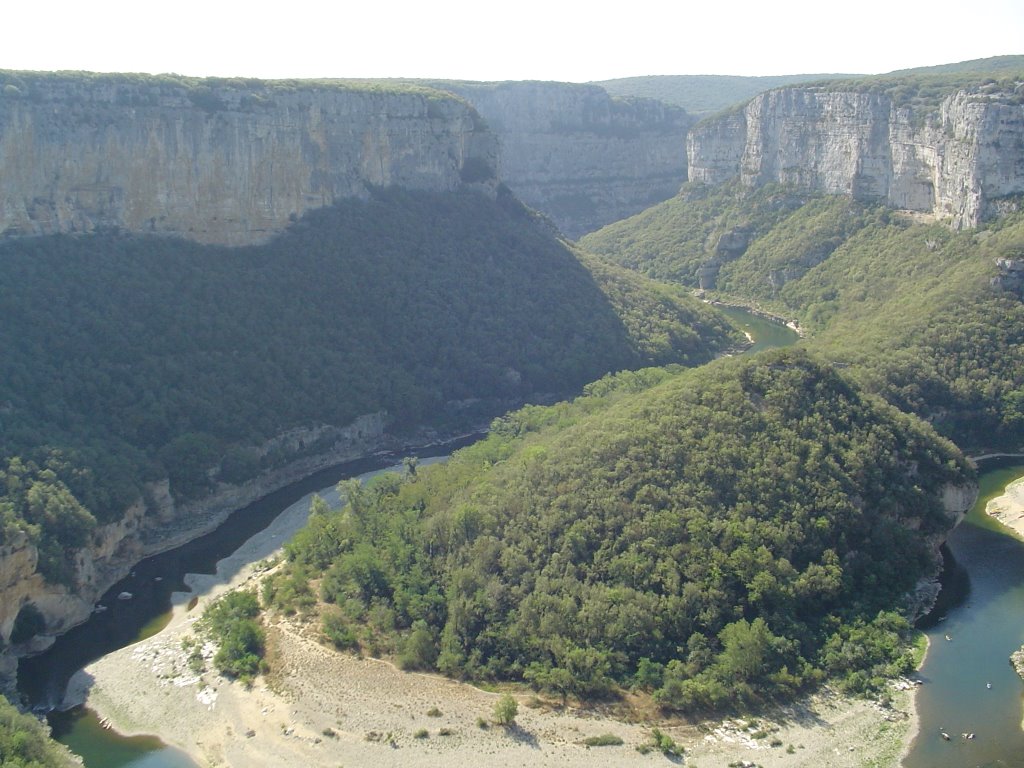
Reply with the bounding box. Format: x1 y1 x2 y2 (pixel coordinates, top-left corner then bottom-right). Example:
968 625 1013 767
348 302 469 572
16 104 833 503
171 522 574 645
0 696 75 767
266 350 969 710
0 187 738 584
581 185 1024 449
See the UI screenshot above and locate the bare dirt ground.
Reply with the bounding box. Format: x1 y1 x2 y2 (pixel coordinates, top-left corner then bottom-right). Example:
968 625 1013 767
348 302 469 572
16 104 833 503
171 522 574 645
69 546 918 768
986 475 1024 538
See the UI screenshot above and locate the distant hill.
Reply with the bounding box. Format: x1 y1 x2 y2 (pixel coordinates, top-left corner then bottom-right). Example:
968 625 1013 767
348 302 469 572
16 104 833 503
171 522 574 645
883 54 1024 76
417 79 693 238
596 57 1024 116
595 74 859 115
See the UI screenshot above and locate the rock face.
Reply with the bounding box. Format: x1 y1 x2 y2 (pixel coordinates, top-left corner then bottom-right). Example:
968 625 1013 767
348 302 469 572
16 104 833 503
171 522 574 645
0 73 497 246
905 480 978 621
991 257 1024 297
687 86 1024 229
437 81 693 238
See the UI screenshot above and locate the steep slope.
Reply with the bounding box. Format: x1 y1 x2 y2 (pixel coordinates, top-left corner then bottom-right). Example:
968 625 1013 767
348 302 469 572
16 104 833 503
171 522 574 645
0 71 497 245
0 186 739 657
425 80 692 238
686 62 1024 228
270 350 972 709
582 186 1024 449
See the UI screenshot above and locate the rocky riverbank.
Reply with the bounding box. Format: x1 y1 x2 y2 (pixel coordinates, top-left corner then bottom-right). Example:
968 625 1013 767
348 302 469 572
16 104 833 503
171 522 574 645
1 413 486 697
995 478 1024 689
71 507 920 768
985 475 1024 538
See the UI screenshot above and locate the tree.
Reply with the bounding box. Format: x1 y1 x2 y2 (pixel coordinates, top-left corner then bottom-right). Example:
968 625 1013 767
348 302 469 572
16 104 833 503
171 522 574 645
403 456 419 478
399 619 438 670
492 693 518 726
717 617 788 684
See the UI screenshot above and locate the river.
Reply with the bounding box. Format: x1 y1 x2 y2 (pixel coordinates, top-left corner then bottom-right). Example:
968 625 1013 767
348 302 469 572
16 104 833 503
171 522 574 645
20 437 478 768
717 304 800 353
61 307 1024 768
904 459 1024 768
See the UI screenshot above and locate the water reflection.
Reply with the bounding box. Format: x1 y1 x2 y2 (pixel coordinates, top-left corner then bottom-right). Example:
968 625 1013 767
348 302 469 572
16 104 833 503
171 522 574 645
904 463 1024 768
48 707 195 768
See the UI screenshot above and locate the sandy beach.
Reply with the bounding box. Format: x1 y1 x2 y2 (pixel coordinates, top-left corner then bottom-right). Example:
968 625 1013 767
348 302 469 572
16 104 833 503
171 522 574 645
66 486 920 768
986 475 1024 538
72 597 916 767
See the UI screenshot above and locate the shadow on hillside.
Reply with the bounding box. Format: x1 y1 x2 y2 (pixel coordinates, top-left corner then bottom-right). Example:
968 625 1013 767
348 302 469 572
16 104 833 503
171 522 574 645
504 723 540 748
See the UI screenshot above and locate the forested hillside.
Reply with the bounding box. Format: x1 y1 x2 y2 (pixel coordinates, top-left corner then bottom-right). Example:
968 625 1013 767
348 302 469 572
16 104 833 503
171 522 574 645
581 184 1024 448
0 187 738 584
267 350 970 710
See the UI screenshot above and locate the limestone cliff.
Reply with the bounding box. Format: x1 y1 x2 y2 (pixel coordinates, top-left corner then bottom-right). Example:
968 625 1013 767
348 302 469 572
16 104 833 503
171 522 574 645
687 85 1024 228
0 73 497 246
433 81 692 238
906 479 978 620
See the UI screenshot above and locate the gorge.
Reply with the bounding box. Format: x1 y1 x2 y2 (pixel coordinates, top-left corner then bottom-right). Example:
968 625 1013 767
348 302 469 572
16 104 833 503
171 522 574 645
1 57 1023 768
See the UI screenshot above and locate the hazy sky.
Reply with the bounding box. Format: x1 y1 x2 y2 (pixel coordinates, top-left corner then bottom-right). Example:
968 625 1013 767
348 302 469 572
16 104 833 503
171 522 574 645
6 1 1023 82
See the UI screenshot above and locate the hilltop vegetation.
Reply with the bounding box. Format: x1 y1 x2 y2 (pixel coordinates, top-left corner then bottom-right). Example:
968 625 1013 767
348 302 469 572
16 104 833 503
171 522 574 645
582 185 1024 448
268 350 968 710
805 55 1024 108
0 187 738 584
0 69 458 107
595 74 857 115
594 57 1024 120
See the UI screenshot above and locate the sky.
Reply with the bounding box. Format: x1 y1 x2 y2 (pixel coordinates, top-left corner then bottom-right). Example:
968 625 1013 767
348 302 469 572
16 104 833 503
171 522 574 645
5 0 1023 83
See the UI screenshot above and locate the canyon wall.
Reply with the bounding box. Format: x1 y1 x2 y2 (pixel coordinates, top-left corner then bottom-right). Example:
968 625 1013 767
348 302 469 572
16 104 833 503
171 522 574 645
0 73 497 246
0 73 693 245
687 86 1024 228
436 81 693 238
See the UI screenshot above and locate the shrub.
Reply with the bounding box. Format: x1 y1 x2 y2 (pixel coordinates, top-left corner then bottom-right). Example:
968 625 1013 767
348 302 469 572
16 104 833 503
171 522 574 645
492 694 518 726
322 609 359 650
398 620 438 670
201 591 266 682
584 734 624 746
649 728 683 757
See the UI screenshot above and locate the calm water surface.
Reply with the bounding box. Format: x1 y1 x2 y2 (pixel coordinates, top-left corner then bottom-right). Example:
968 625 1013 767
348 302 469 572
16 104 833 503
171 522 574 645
717 304 800 352
904 462 1024 768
